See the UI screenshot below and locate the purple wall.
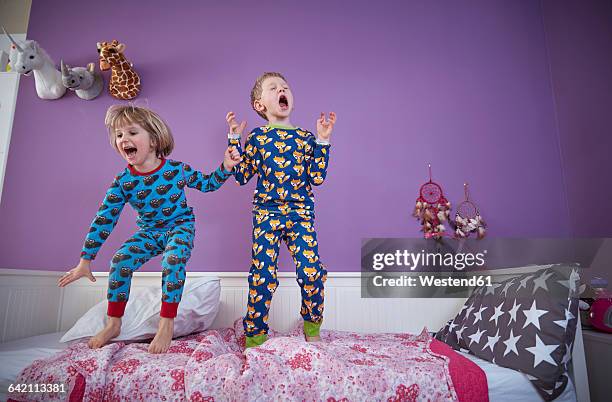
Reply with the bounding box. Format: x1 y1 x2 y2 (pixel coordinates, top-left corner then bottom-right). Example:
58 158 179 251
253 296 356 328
541 0 612 237
0 0 577 272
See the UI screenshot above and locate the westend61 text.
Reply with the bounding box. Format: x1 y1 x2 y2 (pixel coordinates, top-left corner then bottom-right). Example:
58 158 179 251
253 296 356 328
372 275 493 288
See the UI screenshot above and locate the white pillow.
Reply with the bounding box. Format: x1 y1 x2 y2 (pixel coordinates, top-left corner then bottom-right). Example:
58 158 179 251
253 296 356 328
61 276 220 343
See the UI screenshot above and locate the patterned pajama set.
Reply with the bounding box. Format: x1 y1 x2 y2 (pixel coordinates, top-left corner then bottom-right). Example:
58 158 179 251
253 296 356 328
229 125 330 344
81 159 231 318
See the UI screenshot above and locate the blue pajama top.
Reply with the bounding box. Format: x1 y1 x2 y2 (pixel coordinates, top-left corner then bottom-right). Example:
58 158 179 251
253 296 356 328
81 159 231 260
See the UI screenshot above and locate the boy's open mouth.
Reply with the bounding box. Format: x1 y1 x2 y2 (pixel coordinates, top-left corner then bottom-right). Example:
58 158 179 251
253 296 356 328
279 95 289 110
123 145 138 158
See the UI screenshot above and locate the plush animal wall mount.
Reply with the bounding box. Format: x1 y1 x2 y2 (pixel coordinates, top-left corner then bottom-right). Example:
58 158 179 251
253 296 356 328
60 60 103 100
2 26 66 100
96 40 141 100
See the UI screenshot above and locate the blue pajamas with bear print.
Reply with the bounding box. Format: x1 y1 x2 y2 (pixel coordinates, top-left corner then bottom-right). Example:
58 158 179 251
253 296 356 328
81 159 231 318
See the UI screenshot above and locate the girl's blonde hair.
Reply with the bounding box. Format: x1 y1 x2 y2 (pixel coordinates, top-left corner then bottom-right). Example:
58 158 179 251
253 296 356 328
104 105 174 158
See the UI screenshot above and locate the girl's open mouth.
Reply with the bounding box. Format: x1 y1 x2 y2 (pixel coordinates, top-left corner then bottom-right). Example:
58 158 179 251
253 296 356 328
124 146 137 158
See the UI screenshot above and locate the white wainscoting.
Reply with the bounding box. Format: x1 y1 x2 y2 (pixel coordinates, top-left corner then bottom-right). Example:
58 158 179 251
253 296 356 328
0 269 467 341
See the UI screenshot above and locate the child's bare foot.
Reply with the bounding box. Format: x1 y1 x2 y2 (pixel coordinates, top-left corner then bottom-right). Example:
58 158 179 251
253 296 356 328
88 317 121 349
306 335 321 342
148 317 174 353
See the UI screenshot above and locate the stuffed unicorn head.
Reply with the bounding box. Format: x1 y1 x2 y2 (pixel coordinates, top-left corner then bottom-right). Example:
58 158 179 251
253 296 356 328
2 26 66 100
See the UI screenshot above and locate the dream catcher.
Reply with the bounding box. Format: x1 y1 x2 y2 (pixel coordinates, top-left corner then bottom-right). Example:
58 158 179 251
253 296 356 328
412 165 451 239
454 183 486 239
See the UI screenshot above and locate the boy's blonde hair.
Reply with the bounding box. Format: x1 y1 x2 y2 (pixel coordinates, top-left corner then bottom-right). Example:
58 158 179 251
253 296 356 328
104 105 174 158
251 72 287 120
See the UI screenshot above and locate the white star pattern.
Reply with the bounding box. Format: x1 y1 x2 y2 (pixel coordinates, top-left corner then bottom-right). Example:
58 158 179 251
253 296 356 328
485 283 501 296
489 302 505 326
522 300 548 330
517 275 533 291
464 304 475 322
468 328 486 346
558 269 580 294
502 329 521 357
473 306 487 324
449 321 458 331
532 270 554 294
526 335 559 368
483 329 500 353
561 342 573 366
553 308 575 329
500 279 514 296
508 299 521 324
456 325 467 341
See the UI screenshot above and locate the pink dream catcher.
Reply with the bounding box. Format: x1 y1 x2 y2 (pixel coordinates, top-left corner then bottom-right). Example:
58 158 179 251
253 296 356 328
454 183 486 239
412 164 451 239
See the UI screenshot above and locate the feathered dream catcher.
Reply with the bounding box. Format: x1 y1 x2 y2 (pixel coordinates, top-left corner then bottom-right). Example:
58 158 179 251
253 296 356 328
454 183 486 239
412 165 451 239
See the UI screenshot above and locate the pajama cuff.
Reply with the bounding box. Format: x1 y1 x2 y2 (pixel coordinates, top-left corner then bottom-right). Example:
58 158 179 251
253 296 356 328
160 301 179 318
80 252 95 261
304 321 322 337
245 334 268 348
107 301 127 317
228 133 241 140
218 163 233 177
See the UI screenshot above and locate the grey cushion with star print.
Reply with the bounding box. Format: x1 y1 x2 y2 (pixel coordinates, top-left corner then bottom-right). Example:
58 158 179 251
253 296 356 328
435 264 580 401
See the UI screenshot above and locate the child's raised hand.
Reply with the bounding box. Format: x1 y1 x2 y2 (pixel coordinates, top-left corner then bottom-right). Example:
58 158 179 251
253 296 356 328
58 259 96 287
316 112 336 142
223 146 242 172
226 111 247 136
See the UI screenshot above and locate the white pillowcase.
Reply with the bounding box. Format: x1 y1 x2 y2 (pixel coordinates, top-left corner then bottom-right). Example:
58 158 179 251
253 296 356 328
61 276 220 343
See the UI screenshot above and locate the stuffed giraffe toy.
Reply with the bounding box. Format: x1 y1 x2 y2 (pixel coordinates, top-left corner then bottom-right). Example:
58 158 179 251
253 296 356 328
96 40 140 100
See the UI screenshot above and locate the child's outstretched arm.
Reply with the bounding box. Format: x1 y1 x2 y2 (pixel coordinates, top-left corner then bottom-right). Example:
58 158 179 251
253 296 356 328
58 176 128 287
179 120 243 193
182 162 232 193
308 112 336 186
226 111 258 185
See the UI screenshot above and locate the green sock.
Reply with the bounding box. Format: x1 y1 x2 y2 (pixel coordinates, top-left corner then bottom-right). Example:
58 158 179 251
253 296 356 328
304 321 321 337
245 334 267 348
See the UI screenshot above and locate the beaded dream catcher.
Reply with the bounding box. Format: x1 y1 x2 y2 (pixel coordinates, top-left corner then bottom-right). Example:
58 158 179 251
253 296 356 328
454 183 486 239
412 165 451 239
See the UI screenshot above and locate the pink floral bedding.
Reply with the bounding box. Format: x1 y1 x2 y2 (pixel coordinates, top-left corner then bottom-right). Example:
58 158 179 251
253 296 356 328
8 321 487 402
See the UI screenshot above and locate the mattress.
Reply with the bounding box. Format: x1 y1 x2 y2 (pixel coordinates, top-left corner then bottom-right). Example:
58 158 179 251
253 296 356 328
459 351 577 402
0 332 577 402
0 332 67 401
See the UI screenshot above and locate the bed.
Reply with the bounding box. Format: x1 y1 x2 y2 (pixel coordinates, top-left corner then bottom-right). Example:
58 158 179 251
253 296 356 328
0 327 577 402
0 268 589 401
